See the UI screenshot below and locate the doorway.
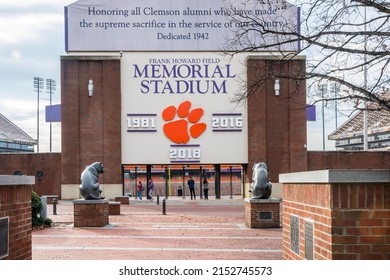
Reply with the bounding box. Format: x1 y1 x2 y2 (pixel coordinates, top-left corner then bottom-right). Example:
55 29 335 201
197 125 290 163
122 164 244 199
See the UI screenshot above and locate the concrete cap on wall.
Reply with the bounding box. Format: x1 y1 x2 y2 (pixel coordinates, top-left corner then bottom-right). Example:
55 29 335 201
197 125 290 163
279 169 390 183
0 175 35 185
73 199 109 204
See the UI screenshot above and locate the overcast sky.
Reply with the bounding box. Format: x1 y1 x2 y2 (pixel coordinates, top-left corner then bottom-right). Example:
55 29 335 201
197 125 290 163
0 0 69 152
0 0 341 153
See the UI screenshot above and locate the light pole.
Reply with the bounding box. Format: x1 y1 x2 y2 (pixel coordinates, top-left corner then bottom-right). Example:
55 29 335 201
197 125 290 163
182 166 186 198
46 79 56 152
33 77 44 152
318 84 328 151
330 82 340 130
363 6 368 151
229 166 233 199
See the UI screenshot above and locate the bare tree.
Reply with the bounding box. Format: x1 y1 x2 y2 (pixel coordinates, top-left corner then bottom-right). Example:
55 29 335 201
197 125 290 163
224 0 390 113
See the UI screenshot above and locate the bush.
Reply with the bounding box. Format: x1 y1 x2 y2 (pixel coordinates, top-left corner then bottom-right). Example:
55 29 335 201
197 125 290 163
31 191 53 228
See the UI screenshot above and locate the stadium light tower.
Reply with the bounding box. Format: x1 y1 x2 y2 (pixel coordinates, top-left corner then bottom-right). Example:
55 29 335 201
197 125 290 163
33 77 44 152
318 84 328 151
363 6 368 151
46 79 56 152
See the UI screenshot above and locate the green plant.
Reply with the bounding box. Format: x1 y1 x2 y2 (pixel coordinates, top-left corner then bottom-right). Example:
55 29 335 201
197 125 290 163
31 191 42 226
31 191 53 228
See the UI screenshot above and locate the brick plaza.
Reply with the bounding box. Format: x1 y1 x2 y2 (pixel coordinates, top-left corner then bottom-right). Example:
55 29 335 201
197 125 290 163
32 197 283 260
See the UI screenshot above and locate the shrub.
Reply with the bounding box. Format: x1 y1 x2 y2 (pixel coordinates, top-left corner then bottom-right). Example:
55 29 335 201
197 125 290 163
31 191 53 228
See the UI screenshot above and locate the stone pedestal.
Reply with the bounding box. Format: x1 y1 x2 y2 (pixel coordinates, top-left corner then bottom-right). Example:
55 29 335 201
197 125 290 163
109 201 121 215
245 198 281 228
73 199 109 227
115 196 129 204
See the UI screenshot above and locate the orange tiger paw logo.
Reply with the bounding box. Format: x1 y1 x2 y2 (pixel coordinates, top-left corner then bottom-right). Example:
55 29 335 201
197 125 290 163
162 101 207 144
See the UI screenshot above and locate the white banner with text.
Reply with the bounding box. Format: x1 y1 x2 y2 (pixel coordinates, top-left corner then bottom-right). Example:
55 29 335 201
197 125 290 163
65 0 300 52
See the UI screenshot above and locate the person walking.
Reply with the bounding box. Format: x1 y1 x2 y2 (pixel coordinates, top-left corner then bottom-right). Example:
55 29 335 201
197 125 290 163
202 178 209 200
187 176 196 199
148 178 155 201
137 181 143 200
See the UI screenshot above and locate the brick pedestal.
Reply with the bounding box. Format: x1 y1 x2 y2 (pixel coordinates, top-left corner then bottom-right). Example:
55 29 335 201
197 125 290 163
73 199 109 227
245 198 281 228
0 175 35 260
109 202 121 215
280 169 390 260
115 196 129 204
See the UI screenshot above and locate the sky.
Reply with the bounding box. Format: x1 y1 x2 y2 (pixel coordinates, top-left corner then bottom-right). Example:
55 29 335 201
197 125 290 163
0 0 344 153
0 0 68 152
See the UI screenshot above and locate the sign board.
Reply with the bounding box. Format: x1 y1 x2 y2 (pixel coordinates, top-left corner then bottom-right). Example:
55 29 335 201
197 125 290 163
305 220 314 260
290 214 300 255
121 52 248 164
259 211 273 220
65 0 300 52
0 217 9 259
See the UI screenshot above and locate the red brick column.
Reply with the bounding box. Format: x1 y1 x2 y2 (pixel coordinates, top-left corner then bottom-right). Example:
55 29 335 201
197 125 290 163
247 57 307 184
61 56 122 187
280 169 390 260
0 175 34 260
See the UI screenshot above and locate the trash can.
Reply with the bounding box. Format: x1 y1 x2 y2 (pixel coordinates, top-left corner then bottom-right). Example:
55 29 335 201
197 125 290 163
177 187 183 196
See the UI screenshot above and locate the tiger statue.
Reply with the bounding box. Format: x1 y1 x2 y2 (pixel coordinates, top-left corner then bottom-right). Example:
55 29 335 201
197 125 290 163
79 162 105 200
249 162 272 199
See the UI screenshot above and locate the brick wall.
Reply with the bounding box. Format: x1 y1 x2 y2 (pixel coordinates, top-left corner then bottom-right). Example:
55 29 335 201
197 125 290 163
308 151 390 170
331 183 390 259
0 176 34 260
0 153 61 197
281 170 390 260
61 56 122 186
283 183 333 260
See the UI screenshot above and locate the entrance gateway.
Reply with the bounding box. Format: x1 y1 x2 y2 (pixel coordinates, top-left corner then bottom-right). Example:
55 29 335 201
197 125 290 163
123 164 244 199
61 0 306 200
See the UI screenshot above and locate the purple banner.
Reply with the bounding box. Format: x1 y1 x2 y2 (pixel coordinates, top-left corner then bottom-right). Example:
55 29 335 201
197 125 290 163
45 104 61 122
306 105 316 121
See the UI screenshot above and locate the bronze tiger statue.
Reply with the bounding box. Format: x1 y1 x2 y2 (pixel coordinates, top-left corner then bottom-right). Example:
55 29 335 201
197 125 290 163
249 162 272 199
79 162 105 200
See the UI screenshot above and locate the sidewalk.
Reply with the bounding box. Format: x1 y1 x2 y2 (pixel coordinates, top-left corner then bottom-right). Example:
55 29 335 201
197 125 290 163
32 196 283 260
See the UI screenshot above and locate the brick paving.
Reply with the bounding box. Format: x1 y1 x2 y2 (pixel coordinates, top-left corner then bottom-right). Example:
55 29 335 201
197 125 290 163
32 196 283 260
